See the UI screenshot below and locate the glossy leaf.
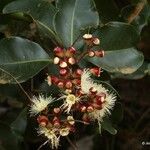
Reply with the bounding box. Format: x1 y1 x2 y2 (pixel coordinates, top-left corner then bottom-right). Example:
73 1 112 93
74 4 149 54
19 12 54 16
87 48 144 74
101 117 117 135
0 37 50 84
55 0 99 48
3 0 60 43
94 22 140 51
111 62 150 79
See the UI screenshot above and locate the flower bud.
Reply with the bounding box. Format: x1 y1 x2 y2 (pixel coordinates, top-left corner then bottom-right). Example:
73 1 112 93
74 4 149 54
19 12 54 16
67 116 75 125
80 105 87 112
95 50 105 57
53 107 61 114
47 75 51 86
87 106 94 112
59 61 67 68
90 67 101 77
76 69 83 76
68 57 76 65
54 47 64 57
60 128 70 136
51 76 59 84
37 115 49 126
83 34 93 40
53 117 60 127
65 81 73 89
57 81 64 88
93 38 100 45
66 47 76 57
88 50 95 57
59 68 67 76
53 57 60 65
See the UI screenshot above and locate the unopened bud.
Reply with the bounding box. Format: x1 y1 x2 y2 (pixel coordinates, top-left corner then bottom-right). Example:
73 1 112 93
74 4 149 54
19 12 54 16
57 81 64 88
83 34 93 40
59 68 67 76
53 108 61 114
68 57 76 65
95 50 105 57
53 57 60 64
93 38 100 45
90 67 101 77
87 106 94 112
65 81 73 89
53 117 60 127
37 115 49 126
80 105 87 112
88 50 95 57
89 87 97 94
59 61 67 68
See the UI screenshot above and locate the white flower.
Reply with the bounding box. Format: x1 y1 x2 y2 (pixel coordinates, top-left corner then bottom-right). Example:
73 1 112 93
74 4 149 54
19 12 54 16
30 95 54 116
81 70 117 131
60 94 80 114
59 127 70 136
37 127 60 149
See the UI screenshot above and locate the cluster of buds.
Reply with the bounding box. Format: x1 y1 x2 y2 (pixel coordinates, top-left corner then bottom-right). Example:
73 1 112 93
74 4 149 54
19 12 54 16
30 34 116 149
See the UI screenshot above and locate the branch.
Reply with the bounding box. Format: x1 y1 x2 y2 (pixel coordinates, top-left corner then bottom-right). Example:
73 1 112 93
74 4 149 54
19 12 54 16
127 0 147 24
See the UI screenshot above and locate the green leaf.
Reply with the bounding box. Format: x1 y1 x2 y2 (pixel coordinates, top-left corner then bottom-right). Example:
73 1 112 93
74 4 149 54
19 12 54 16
101 117 117 135
11 108 27 141
0 37 50 84
3 0 60 43
94 22 140 51
94 0 119 24
87 48 144 74
111 62 150 79
55 0 99 48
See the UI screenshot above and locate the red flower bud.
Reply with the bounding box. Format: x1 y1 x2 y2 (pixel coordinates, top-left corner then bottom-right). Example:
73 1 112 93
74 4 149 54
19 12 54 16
51 76 59 84
87 106 94 112
53 108 61 114
53 117 60 127
80 105 87 112
37 115 49 126
68 47 76 54
95 50 104 57
65 81 73 89
54 47 64 57
76 69 83 76
88 50 95 57
93 38 100 45
57 81 64 88
59 68 68 76
59 61 68 68
68 57 76 65
90 67 101 77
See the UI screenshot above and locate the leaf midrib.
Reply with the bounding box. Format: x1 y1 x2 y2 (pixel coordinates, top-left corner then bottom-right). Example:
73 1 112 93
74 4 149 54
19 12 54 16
70 0 78 45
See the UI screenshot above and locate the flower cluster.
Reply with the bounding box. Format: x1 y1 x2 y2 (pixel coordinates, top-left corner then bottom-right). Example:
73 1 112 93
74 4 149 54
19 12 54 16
29 34 117 149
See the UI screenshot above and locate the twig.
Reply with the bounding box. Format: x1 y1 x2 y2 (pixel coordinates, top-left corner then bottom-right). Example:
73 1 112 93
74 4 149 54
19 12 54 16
66 136 78 150
127 0 147 23
0 68 32 102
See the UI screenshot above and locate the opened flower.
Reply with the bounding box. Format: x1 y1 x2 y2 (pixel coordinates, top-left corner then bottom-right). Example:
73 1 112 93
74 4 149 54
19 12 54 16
81 70 116 131
37 126 60 149
29 95 54 116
